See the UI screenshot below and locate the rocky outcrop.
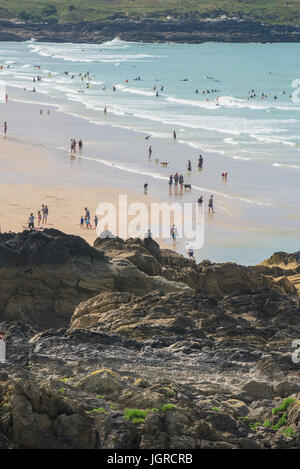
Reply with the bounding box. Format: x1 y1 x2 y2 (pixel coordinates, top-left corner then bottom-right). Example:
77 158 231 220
0 230 191 329
0 230 295 329
0 317 299 449
95 236 297 298
1 18 300 44
0 231 299 449
261 251 300 269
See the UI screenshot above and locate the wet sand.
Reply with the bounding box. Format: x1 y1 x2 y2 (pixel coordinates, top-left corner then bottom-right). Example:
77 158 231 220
1 96 298 264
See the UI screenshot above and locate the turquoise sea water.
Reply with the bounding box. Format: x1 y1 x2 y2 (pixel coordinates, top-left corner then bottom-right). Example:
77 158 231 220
0 39 300 263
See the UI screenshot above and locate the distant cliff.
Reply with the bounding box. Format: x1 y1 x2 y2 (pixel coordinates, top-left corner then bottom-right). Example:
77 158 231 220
1 18 300 43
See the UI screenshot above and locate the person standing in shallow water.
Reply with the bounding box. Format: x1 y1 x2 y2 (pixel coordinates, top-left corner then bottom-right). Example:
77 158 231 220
179 174 184 190
170 224 177 243
198 155 203 169
173 130 176 140
208 195 214 214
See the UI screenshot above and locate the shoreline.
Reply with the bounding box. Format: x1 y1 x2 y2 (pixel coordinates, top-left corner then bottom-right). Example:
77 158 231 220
1 91 299 265
1 18 300 44
0 139 171 249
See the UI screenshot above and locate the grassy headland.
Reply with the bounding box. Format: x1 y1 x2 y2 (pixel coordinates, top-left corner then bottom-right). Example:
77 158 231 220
0 0 299 26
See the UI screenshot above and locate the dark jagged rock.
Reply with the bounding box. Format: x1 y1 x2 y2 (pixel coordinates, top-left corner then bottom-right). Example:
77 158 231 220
0 230 190 329
95 236 297 298
262 251 300 268
0 231 299 448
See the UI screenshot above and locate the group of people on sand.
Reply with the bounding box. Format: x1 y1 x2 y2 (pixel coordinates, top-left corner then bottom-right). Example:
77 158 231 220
146 134 219 217
70 138 83 153
80 207 98 230
168 172 185 190
28 204 49 230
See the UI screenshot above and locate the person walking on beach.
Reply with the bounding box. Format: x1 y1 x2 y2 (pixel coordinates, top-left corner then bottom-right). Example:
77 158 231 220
173 130 177 140
104 106 107 115
41 205 45 223
45 205 49 223
168 175 173 189
94 215 98 229
41 205 47 224
170 224 177 243
37 211 42 226
28 213 35 230
198 155 203 169
179 174 184 190
4 122 7 136
80 216 84 229
187 160 192 172
174 172 179 186
85 217 92 229
84 207 90 220
78 139 83 152
70 139 76 153
208 195 214 214
148 146 152 160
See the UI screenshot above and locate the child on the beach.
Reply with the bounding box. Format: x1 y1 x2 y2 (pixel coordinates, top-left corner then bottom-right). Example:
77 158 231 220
37 211 42 226
80 216 84 228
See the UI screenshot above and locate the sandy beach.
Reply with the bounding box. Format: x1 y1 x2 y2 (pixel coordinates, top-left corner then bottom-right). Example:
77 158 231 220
0 137 172 246
0 95 299 264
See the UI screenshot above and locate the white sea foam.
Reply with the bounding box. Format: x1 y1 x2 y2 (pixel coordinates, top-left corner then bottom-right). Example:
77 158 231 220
116 84 156 97
273 163 300 170
224 137 239 145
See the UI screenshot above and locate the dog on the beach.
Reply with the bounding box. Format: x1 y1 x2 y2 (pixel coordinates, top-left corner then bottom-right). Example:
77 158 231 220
160 162 169 167
145 136 150 140
184 184 192 190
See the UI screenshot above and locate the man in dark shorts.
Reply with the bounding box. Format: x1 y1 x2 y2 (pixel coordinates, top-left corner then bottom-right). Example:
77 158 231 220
28 213 35 230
